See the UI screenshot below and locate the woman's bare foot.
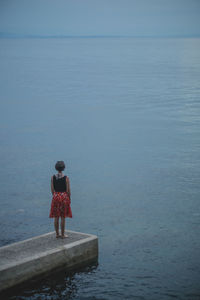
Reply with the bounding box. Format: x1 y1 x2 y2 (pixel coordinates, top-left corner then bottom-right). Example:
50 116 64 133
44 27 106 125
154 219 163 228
56 234 61 238
61 234 68 239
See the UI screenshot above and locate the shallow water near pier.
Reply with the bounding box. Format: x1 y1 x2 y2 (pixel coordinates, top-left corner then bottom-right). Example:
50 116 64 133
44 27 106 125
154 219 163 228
0 37 200 299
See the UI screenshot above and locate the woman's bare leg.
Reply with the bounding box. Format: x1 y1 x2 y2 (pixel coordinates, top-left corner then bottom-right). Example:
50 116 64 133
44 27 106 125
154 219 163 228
54 217 60 237
61 217 68 238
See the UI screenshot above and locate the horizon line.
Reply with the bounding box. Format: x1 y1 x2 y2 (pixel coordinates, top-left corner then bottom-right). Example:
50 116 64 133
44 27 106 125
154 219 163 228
0 33 200 39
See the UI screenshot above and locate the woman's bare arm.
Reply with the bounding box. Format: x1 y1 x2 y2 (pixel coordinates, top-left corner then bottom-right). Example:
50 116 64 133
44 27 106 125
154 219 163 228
66 176 71 198
51 176 54 195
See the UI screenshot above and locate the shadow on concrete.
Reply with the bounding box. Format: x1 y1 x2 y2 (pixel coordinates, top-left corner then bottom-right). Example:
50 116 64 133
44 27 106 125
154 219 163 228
0 259 98 300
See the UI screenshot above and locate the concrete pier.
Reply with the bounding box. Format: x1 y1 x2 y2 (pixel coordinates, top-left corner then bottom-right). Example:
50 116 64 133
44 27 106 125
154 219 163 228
0 230 98 292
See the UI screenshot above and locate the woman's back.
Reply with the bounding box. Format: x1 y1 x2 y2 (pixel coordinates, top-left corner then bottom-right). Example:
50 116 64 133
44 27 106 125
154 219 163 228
53 175 67 192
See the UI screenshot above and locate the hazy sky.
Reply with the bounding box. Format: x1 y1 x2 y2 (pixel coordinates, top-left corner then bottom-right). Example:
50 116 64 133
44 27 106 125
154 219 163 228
0 0 200 37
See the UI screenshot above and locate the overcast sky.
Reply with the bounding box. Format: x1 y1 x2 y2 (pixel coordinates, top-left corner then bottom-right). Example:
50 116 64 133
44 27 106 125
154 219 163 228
0 0 200 37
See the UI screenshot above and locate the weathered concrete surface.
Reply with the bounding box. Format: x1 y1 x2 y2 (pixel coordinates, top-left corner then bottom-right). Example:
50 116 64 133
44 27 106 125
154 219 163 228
0 230 98 292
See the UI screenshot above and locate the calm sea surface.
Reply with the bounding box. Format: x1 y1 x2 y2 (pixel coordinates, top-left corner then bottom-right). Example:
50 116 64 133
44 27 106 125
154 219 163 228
0 37 200 299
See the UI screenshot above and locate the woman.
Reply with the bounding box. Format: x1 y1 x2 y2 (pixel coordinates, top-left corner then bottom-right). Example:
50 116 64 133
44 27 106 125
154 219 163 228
49 161 72 238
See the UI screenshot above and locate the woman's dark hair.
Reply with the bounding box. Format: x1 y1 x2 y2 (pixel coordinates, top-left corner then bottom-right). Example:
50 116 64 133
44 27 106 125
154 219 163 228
55 161 65 172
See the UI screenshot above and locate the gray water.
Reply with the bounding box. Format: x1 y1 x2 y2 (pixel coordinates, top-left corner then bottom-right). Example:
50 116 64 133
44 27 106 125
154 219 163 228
0 37 200 299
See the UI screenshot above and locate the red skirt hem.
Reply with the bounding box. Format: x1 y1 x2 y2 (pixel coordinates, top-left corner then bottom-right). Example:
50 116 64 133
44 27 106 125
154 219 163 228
49 192 72 218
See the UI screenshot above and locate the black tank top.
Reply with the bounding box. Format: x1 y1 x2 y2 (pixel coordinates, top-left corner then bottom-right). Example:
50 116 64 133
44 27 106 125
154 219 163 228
53 175 67 192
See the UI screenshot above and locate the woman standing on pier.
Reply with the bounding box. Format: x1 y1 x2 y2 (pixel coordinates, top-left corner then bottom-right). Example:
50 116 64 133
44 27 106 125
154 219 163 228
49 161 72 238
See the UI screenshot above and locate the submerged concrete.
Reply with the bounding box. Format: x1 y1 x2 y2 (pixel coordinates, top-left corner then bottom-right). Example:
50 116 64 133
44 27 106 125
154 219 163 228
0 230 98 292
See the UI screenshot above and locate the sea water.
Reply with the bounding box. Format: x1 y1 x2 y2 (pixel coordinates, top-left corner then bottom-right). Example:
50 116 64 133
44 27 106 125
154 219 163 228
0 37 200 299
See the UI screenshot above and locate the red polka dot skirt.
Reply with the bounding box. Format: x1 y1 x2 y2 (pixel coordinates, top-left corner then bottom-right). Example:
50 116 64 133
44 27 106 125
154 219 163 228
49 192 72 218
